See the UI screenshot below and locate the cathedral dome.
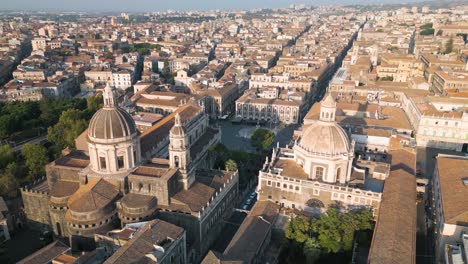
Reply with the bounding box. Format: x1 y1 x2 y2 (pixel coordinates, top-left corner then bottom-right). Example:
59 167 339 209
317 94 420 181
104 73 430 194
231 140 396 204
298 121 350 156
88 107 137 140
88 83 137 142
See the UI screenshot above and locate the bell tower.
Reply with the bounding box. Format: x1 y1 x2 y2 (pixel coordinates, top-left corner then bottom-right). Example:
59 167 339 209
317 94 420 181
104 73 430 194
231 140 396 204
169 113 193 189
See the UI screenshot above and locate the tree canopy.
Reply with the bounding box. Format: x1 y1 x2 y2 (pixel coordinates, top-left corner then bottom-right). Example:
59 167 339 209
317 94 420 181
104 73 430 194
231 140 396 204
47 94 101 150
251 128 275 150
0 163 20 198
209 143 261 187
0 145 14 170
47 109 88 150
443 37 454 54
225 159 238 172
21 144 48 181
282 208 374 263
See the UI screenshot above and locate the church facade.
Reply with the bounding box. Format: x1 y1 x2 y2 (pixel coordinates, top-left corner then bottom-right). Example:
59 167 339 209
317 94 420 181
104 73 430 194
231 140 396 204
257 94 382 215
21 83 238 263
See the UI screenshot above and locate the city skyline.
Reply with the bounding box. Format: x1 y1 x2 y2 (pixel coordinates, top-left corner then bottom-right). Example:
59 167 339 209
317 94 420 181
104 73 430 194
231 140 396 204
1 0 426 12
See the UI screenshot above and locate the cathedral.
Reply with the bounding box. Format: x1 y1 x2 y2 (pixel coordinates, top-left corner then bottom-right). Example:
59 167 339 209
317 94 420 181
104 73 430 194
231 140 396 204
257 93 383 214
21 83 238 263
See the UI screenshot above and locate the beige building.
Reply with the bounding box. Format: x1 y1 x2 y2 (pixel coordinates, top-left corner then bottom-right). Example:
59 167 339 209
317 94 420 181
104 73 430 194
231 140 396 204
432 70 468 94
21 84 239 263
31 37 47 51
402 95 468 151
376 54 424 82
235 90 304 124
432 154 468 263
257 95 382 214
249 73 314 93
12 69 46 82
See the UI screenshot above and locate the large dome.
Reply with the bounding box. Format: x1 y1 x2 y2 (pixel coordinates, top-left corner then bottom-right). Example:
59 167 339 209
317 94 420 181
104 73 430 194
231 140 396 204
88 107 137 141
298 121 350 156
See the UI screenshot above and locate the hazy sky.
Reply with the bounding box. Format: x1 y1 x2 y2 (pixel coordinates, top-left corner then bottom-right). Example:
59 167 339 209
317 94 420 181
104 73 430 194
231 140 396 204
0 0 423 12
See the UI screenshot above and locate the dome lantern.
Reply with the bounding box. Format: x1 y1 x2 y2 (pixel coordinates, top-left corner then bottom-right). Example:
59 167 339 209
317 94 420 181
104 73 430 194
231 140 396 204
320 93 337 122
103 82 116 108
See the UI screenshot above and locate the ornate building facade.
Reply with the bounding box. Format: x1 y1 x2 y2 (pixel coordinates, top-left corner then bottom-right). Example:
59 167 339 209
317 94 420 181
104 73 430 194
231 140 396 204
257 94 382 214
21 83 239 263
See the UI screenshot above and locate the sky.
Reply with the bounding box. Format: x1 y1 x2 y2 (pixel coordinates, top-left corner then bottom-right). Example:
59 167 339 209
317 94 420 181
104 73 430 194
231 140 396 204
0 0 424 12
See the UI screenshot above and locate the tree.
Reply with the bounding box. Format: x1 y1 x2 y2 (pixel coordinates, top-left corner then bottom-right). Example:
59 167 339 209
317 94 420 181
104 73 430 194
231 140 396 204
312 209 343 253
420 28 435 36
0 145 14 170
209 143 229 168
0 115 16 138
86 93 103 113
0 163 19 198
312 208 373 253
47 109 88 149
444 37 454 54
21 144 48 181
162 61 171 77
284 216 321 263
380 76 394 81
251 128 275 150
283 208 374 261
225 159 238 172
304 238 321 263
285 216 313 243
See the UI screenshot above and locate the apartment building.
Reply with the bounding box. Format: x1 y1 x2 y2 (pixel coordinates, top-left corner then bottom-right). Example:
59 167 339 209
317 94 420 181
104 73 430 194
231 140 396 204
376 54 424 82
402 95 468 151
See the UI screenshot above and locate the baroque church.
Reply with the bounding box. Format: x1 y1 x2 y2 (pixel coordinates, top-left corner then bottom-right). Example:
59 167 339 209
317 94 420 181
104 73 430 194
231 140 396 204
257 93 383 214
21 83 238 263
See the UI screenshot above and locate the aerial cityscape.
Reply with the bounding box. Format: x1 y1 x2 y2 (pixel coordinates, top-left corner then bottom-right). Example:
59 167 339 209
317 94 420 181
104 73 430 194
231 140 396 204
0 1 466 264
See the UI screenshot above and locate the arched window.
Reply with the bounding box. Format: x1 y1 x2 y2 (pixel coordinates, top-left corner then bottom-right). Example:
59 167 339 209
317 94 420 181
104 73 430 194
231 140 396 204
326 113 329 119
99 157 107 170
117 156 124 169
336 167 341 178
174 156 179 168
315 167 324 179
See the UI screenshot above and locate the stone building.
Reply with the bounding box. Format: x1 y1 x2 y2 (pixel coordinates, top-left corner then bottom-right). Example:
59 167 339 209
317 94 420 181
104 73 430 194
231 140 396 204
257 94 383 214
100 219 187 264
21 83 239 263
235 89 305 124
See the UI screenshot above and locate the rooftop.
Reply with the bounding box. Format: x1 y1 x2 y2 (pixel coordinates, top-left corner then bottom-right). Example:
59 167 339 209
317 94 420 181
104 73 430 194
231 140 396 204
436 155 468 225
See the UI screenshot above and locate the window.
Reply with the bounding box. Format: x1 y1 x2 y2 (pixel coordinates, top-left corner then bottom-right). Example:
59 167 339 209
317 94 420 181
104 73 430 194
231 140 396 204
100 157 107 170
117 156 124 169
295 186 300 191
336 167 341 178
277 182 280 187
315 167 324 179
267 180 272 186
